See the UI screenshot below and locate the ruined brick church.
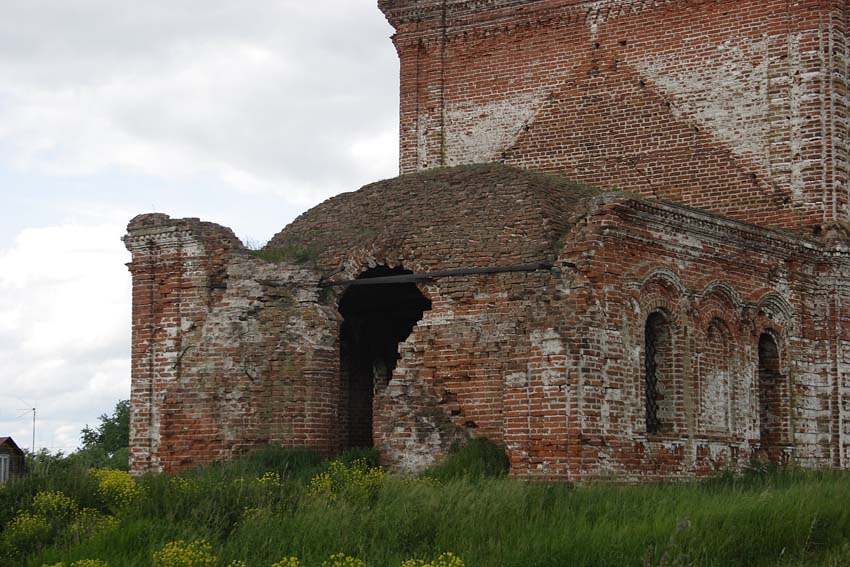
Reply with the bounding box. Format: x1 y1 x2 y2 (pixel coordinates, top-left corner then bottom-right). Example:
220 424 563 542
125 0 850 480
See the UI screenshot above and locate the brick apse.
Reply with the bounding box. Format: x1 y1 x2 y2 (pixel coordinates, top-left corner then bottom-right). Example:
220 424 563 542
125 0 850 480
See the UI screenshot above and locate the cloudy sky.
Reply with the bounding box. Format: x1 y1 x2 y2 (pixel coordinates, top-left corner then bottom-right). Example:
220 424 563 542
0 1 399 454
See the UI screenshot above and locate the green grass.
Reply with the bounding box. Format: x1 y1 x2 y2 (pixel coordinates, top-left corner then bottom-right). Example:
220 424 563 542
248 242 319 265
423 439 509 482
4 444 850 566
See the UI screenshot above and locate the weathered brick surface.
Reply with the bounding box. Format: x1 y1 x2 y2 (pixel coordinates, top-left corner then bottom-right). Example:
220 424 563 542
380 0 850 231
548 195 833 479
124 1 850 480
124 214 339 472
125 163 850 479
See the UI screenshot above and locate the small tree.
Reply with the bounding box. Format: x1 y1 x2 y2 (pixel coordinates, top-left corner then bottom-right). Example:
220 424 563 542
81 400 129 455
73 400 130 470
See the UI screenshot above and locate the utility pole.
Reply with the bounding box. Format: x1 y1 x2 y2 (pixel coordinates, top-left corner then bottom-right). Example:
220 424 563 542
31 407 36 455
16 403 36 454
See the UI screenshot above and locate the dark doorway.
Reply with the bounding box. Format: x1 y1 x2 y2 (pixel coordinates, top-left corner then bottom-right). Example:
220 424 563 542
758 332 787 459
338 266 432 448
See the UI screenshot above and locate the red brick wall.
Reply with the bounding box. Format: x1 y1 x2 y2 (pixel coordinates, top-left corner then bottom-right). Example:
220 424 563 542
544 193 839 479
125 214 340 473
125 165 850 479
381 0 850 231
270 165 594 470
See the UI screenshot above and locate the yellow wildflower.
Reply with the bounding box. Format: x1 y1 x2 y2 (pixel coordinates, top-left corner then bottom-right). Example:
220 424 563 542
433 552 465 567
152 539 218 567
400 553 465 567
67 508 118 543
322 552 366 567
257 471 282 487
308 459 384 503
90 469 140 509
32 491 79 521
168 476 199 495
2 510 50 552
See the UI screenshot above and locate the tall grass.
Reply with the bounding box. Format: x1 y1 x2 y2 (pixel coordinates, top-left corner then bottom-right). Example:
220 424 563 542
5 443 850 566
423 439 509 482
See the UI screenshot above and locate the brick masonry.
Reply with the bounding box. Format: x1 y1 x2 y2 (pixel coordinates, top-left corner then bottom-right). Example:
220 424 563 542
381 0 850 230
124 0 850 480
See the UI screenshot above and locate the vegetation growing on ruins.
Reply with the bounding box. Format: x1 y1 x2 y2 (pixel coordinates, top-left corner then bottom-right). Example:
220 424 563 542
246 239 319 265
4 442 850 566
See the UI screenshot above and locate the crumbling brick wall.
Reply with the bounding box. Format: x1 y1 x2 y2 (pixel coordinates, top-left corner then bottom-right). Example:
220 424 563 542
124 215 339 472
125 164 850 480
380 0 850 231
268 165 595 471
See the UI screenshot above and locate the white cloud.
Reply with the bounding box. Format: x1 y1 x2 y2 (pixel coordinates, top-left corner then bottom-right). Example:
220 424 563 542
0 224 131 452
0 0 403 455
0 0 400 205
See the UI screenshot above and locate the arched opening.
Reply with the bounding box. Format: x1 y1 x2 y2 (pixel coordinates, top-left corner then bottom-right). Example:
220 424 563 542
645 311 673 434
758 332 787 458
338 266 431 449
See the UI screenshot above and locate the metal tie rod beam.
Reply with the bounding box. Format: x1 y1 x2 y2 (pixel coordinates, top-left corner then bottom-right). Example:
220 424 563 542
319 262 565 287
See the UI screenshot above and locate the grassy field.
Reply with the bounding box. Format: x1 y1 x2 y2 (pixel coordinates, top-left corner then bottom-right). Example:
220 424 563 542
3 442 850 567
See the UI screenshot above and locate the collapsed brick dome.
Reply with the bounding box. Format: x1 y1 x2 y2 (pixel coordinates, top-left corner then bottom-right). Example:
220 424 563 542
267 163 601 273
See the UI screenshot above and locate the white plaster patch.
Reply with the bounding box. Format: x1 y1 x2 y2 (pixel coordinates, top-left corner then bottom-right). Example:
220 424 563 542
636 38 771 172
286 313 333 348
585 1 609 40
422 309 456 325
701 369 731 433
416 114 434 169
540 369 564 388
505 371 528 388
444 90 548 165
784 33 808 200
394 422 441 473
531 328 563 357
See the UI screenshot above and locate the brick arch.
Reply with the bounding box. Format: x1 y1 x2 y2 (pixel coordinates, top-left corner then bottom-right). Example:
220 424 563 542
757 327 787 374
331 252 436 304
636 269 687 328
334 247 418 281
643 309 679 436
640 301 678 324
637 268 688 299
756 329 791 459
634 271 687 437
693 280 746 338
695 303 740 334
755 292 796 335
697 280 744 312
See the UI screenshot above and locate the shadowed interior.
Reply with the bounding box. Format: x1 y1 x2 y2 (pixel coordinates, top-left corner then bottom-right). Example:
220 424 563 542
338 266 432 448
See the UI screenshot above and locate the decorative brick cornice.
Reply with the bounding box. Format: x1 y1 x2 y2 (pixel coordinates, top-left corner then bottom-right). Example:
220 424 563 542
124 214 244 255
617 198 822 256
380 0 536 25
123 231 198 255
124 215 201 253
379 0 684 32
